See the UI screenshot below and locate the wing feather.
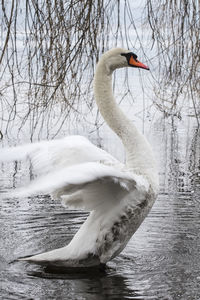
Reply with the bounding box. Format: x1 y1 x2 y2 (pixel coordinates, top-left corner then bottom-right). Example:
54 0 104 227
8 162 149 210
0 135 119 176
1 136 149 211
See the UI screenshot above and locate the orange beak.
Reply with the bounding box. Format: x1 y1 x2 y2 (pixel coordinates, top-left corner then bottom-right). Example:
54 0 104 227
129 56 149 70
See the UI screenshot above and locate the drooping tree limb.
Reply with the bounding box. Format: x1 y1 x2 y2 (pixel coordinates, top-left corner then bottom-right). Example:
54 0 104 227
0 0 14 65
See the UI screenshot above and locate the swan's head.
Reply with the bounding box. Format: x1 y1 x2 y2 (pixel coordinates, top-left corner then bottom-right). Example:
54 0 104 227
101 48 149 73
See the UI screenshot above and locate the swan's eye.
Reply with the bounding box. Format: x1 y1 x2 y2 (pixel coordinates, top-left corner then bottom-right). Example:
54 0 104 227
121 52 137 61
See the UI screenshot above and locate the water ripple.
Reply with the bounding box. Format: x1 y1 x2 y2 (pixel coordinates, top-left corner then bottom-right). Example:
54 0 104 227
1 125 200 299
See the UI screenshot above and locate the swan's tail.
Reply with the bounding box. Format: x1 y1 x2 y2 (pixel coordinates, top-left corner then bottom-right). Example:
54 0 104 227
19 212 102 267
18 246 101 267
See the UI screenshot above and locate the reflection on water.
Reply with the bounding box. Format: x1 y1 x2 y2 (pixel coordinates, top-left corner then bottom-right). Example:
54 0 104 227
0 119 200 300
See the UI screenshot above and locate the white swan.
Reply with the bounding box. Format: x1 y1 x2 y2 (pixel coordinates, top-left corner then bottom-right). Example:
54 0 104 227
0 48 159 267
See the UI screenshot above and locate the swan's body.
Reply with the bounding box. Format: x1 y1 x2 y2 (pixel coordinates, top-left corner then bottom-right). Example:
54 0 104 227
0 48 158 267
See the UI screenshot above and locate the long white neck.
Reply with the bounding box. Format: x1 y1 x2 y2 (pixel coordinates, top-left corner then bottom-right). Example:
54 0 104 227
94 59 158 187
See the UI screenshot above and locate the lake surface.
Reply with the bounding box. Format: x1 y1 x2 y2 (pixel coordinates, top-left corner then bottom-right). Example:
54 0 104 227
0 117 200 300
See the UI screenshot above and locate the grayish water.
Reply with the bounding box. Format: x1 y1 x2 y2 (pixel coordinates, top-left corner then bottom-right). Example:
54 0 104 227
0 118 200 300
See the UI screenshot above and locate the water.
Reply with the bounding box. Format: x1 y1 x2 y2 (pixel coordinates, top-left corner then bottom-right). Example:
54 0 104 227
0 118 200 300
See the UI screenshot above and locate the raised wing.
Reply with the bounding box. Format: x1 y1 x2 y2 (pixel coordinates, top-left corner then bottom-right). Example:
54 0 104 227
0 135 119 176
1 136 149 211
9 162 149 211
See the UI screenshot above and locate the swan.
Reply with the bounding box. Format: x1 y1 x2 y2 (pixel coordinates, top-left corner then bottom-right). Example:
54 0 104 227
0 48 159 267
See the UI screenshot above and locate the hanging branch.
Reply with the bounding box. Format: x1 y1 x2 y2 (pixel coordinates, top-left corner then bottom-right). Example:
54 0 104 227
0 0 145 138
2 0 199 137
0 0 14 65
146 0 200 121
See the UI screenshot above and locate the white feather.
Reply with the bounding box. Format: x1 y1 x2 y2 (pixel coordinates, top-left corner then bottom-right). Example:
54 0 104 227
0 135 119 176
9 161 149 210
